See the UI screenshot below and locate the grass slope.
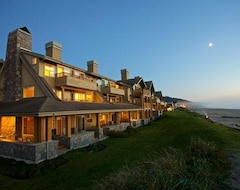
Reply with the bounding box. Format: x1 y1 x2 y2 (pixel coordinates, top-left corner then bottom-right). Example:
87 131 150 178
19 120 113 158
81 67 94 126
0 110 240 189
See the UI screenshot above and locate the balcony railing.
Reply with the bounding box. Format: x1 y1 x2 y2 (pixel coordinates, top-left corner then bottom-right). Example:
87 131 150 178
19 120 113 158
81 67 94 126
143 89 151 96
132 89 142 97
101 85 124 95
56 72 97 90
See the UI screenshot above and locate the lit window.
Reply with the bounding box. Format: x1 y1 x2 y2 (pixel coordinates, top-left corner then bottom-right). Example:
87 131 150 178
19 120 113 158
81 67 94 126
86 94 92 102
44 64 55 77
32 57 37 64
57 67 64 77
23 86 34 98
23 117 34 135
74 92 86 101
56 90 62 99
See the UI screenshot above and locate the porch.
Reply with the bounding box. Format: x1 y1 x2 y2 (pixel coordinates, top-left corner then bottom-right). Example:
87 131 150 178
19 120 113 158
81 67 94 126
0 130 98 164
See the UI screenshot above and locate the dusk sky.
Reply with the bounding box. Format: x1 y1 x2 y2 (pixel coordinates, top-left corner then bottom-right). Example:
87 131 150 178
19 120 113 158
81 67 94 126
1 0 240 108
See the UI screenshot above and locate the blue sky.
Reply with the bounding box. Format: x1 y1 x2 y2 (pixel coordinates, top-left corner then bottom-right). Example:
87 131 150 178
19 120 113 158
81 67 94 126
1 0 240 108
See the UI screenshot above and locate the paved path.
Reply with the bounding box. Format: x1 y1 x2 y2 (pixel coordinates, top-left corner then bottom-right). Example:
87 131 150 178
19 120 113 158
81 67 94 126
226 152 240 189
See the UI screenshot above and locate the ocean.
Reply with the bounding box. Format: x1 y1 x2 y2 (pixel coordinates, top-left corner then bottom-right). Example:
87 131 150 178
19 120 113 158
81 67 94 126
191 108 240 130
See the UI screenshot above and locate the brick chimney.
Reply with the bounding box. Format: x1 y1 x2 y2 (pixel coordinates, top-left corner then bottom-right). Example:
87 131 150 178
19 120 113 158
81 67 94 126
87 60 98 74
121 69 129 80
45 41 62 61
3 27 32 101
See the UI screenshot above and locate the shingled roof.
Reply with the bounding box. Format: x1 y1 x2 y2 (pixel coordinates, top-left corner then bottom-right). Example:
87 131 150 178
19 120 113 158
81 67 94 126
0 96 141 117
118 76 147 88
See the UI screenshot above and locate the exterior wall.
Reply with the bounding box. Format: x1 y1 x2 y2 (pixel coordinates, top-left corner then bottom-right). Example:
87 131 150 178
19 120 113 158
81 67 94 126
85 114 97 130
38 61 45 77
22 63 45 97
0 68 4 101
44 77 56 89
123 87 131 102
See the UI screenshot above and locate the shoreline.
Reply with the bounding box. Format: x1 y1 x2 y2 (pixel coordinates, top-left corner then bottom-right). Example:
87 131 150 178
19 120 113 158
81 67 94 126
190 108 240 131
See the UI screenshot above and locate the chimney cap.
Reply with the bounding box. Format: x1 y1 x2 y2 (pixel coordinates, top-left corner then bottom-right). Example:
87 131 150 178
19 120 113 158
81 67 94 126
87 60 98 65
121 68 129 72
45 41 62 50
9 26 32 36
19 26 31 34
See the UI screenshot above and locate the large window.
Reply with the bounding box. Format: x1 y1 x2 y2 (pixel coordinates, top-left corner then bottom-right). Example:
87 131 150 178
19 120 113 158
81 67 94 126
74 92 86 101
74 92 93 102
44 64 55 77
23 86 34 98
23 117 34 135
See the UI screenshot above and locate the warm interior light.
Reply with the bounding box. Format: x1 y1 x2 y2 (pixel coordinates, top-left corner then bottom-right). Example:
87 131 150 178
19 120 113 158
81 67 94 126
44 64 55 77
0 117 16 140
23 86 34 98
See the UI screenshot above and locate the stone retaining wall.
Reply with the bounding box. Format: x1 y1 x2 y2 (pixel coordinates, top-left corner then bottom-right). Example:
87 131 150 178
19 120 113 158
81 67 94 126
70 131 95 149
0 140 58 164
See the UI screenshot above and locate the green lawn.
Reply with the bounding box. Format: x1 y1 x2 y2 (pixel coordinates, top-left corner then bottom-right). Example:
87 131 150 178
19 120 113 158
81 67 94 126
0 110 240 190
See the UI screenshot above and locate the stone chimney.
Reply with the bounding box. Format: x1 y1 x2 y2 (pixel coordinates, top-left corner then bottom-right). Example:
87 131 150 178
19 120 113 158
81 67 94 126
121 69 129 80
3 27 32 101
45 41 62 61
87 60 98 74
0 59 4 70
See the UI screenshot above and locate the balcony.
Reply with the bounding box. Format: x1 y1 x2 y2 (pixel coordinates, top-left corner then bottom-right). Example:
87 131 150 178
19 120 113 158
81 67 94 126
101 86 124 95
143 89 151 96
56 72 97 91
132 89 142 97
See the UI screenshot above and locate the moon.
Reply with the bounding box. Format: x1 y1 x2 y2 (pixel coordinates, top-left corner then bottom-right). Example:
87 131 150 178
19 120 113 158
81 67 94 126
208 42 213 47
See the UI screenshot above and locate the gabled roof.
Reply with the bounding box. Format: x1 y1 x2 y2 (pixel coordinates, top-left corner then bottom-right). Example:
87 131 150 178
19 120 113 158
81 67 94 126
20 49 128 88
0 96 141 117
155 91 163 99
145 81 155 93
118 76 147 88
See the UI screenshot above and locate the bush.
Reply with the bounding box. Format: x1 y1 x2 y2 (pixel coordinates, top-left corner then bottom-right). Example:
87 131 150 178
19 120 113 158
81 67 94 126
80 142 106 153
0 156 68 179
109 126 137 138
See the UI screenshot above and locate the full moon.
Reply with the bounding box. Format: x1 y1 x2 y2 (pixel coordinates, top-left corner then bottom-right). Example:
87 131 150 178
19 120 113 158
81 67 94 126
208 42 213 47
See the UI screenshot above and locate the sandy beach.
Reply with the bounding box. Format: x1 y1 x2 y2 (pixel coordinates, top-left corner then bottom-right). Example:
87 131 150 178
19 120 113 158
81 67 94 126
191 108 240 130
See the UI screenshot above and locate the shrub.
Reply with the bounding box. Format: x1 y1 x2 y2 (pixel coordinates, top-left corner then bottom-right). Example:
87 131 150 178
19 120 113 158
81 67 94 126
109 126 137 138
1 156 68 179
80 142 106 153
